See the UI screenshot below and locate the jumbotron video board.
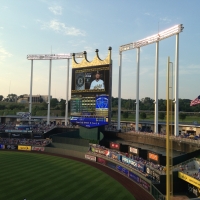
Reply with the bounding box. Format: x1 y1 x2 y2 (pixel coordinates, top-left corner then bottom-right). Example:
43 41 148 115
70 48 112 128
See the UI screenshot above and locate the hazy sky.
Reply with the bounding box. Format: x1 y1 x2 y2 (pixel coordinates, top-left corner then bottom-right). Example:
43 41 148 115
0 0 199 101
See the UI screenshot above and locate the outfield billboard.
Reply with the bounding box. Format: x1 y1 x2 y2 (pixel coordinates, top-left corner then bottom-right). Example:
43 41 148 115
147 151 159 163
70 49 112 128
32 146 45 151
178 172 200 188
106 161 116 170
85 154 96 162
128 146 139 155
129 171 150 192
0 144 5 149
5 145 17 150
91 147 110 156
109 142 120 150
117 165 129 176
18 145 31 151
97 157 106 165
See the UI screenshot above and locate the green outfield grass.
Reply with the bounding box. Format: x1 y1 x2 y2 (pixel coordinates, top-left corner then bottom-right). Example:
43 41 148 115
0 151 135 200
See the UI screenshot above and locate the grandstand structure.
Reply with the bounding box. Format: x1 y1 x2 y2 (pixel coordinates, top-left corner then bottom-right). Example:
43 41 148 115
1 118 200 199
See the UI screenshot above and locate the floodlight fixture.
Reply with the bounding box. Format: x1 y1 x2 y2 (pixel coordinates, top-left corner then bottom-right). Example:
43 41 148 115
73 52 84 58
120 24 184 52
27 54 72 60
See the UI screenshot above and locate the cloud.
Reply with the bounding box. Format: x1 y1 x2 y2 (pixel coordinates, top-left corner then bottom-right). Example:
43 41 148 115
37 19 85 36
180 64 200 75
48 5 62 15
159 17 171 24
144 12 155 17
0 46 12 62
0 27 3 29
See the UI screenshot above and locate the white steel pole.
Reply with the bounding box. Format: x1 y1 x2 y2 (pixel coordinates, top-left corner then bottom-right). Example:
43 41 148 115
65 59 70 126
135 48 140 132
29 59 33 117
47 59 52 125
117 52 122 131
154 41 159 134
174 33 179 136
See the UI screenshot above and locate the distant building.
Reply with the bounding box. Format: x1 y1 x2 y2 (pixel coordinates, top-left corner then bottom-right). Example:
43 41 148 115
17 95 52 103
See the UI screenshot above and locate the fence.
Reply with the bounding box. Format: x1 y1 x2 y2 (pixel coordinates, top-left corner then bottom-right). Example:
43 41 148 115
86 152 165 200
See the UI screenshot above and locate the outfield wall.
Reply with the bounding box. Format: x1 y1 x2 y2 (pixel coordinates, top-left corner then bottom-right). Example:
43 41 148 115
85 152 165 200
44 146 85 159
0 142 163 199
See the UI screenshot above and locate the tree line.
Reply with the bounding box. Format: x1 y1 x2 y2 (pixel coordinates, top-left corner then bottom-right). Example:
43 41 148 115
0 94 199 114
112 97 200 112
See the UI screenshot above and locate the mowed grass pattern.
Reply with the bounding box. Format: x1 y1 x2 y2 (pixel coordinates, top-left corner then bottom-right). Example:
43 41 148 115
0 151 135 200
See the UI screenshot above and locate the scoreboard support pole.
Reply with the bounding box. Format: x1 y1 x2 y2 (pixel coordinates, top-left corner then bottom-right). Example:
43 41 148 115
117 52 122 131
135 47 140 132
65 58 70 126
47 59 52 125
29 59 33 119
154 41 159 134
174 33 179 136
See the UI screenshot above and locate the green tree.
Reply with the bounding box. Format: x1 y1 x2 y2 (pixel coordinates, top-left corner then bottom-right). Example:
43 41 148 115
39 96 43 103
40 102 47 110
7 94 17 102
0 104 6 110
50 98 59 108
158 112 165 120
123 112 129 118
179 112 186 121
61 110 65 116
140 112 146 119
60 99 66 110
0 95 3 101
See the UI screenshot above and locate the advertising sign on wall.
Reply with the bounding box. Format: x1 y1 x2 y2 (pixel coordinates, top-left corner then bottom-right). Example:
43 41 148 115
129 159 138 169
116 165 129 176
5 145 17 150
0 144 5 149
140 177 151 192
178 172 200 188
109 142 120 150
148 151 159 163
91 147 110 156
129 146 138 155
18 145 31 151
129 171 150 192
106 161 116 170
129 171 140 184
97 157 106 165
122 156 130 164
32 146 45 151
85 154 96 162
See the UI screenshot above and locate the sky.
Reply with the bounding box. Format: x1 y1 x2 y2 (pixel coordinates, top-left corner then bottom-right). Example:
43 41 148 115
0 0 200 101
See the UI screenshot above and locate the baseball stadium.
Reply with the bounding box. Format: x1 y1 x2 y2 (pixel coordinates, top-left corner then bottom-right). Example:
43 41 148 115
1 25 200 200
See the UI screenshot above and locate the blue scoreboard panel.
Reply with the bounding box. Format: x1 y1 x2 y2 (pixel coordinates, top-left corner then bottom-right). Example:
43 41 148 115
70 94 109 128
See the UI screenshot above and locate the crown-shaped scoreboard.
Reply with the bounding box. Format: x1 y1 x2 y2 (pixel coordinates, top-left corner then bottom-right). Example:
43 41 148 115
70 47 112 128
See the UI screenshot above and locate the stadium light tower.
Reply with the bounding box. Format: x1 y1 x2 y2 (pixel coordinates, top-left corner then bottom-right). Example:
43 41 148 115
118 24 184 136
27 54 72 125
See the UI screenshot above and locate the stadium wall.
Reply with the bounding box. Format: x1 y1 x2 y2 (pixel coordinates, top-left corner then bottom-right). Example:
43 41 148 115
103 131 200 153
44 146 85 159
